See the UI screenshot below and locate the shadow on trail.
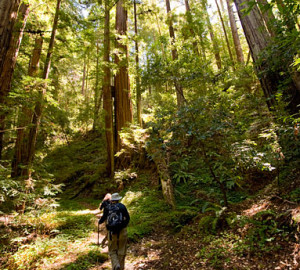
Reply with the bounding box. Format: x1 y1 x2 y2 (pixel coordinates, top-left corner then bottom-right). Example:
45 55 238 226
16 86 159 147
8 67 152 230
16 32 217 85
58 249 108 270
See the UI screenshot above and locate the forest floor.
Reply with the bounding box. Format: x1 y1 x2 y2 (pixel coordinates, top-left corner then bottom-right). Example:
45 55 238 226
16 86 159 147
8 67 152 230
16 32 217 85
1 133 299 269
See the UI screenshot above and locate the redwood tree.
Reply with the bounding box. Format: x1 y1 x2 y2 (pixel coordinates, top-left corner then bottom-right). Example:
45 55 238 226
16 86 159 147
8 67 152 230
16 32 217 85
0 1 28 159
114 0 133 152
234 0 300 113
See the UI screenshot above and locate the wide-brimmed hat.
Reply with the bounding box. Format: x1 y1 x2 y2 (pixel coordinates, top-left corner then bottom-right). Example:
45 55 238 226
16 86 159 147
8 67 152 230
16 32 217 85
111 193 122 201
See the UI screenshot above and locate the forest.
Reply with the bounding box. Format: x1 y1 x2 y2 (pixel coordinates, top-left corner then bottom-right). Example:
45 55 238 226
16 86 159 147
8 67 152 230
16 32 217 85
0 0 299 269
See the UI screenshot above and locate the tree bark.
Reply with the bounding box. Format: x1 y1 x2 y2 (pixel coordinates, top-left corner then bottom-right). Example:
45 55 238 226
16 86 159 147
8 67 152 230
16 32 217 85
103 0 114 176
81 57 86 95
93 39 102 131
215 0 235 66
256 0 276 37
234 0 276 110
0 2 28 159
12 35 43 178
155 157 176 209
114 0 133 152
226 0 244 63
234 0 300 114
134 0 142 127
165 0 185 107
0 0 20 75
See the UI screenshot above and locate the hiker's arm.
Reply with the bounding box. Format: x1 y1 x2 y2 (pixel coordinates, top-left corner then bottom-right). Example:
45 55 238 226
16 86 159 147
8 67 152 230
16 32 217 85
122 206 130 227
98 207 108 224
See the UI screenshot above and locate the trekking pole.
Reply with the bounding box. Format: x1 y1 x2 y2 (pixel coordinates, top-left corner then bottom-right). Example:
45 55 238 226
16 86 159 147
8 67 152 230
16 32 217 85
97 222 100 246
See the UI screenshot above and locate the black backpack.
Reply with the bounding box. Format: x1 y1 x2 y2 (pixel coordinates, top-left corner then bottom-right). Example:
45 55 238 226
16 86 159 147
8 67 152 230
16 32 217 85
106 203 123 233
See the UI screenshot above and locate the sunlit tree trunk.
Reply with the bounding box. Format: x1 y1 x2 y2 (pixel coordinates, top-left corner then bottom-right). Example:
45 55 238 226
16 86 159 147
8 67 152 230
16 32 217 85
226 0 244 63
115 0 133 152
215 0 235 66
165 0 185 107
103 0 114 176
134 0 142 127
202 0 222 70
24 0 61 179
11 35 43 178
93 39 102 131
0 2 28 159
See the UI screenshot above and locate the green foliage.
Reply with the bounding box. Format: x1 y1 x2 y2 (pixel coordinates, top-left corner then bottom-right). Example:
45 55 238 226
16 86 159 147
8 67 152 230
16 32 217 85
3 198 101 269
10 236 69 270
195 234 233 269
289 188 300 202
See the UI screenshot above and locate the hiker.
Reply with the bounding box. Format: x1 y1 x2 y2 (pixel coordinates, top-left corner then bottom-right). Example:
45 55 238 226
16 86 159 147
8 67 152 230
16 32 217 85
98 193 111 246
98 192 130 270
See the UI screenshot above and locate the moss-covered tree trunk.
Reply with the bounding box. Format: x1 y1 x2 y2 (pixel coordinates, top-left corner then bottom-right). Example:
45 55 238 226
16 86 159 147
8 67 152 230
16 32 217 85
114 0 133 152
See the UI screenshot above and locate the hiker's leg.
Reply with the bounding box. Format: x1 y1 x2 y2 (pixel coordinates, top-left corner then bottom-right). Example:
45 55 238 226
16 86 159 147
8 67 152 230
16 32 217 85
118 255 125 270
108 233 120 270
117 228 128 270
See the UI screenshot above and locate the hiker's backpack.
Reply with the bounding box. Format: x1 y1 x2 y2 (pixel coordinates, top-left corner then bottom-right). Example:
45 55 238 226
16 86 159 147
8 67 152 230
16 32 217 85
106 203 124 233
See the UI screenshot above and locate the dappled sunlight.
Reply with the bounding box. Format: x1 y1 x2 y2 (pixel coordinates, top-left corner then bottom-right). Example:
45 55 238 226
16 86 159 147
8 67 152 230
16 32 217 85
243 200 270 217
68 209 100 216
123 191 143 206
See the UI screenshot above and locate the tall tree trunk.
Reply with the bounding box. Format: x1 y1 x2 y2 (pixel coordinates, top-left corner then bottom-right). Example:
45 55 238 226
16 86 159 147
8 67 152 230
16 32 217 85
226 0 244 63
256 0 276 37
23 0 61 178
81 57 86 95
0 0 20 74
202 0 222 70
103 0 114 176
134 0 142 127
234 0 275 110
165 0 185 107
215 0 235 66
234 0 300 113
93 39 102 131
0 2 28 159
11 35 43 178
114 0 133 152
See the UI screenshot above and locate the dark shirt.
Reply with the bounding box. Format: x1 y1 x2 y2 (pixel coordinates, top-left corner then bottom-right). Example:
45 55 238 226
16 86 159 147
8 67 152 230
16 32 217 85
100 199 110 210
99 202 130 228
